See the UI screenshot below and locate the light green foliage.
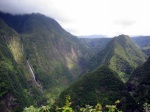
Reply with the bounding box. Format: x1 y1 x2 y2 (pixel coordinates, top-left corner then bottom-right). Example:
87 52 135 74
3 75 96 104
143 103 150 112
23 105 50 112
80 103 102 112
105 100 122 112
56 95 73 112
23 106 39 112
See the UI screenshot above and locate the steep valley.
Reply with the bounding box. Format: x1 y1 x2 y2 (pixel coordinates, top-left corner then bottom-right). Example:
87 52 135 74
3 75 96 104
0 12 149 112
0 12 92 111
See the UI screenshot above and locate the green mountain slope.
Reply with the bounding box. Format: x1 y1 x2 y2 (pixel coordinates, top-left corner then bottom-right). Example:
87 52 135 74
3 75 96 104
56 66 136 111
127 56 150 105
132 36 150 48
132 36 150 56
88 35 146 82
0 19 37 111
79 38 111 56
0 12 91 104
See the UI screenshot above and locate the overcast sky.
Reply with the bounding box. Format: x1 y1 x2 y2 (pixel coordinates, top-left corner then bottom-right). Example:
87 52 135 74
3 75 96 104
0 0 150 37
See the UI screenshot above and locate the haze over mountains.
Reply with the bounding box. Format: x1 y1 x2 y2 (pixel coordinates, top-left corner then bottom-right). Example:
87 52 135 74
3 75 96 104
0 11 150 112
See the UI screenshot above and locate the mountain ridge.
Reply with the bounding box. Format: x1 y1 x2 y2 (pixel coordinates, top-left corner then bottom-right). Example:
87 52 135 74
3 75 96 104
0 12 92 110
56 66 137 111
88 34 146 82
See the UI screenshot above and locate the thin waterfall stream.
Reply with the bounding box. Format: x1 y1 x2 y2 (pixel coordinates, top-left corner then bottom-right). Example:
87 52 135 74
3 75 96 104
27 60 36 80
22 44 43 92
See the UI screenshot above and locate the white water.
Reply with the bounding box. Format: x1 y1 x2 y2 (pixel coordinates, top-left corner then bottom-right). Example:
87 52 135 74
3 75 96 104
27 60 43 92
22 44 43 92
27 60 36 80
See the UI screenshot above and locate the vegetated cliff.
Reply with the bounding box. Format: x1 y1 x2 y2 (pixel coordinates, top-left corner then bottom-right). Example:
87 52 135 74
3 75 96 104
56 66 137 111
127 56 150 106
0 12 91 106
88 35 146 82
79 38 111 56
0 19 43 111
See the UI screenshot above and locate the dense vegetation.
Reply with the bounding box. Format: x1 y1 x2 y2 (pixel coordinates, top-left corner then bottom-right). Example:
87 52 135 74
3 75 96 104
55 66 137 111
0 11 149 112
127 56 150 108
0 19 33 111
88 35 146 82
79 38 111 56
0 12 91 111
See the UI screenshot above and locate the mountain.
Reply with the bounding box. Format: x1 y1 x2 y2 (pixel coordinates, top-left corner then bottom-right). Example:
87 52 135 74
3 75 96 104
132 36 150 56
0 19 41 111
79 38 111 56
88 35 146 82
0 11 148 111
127 56 150 106
0 12 91 107
56 66 137 111
132 36 150 48
142 46 150 56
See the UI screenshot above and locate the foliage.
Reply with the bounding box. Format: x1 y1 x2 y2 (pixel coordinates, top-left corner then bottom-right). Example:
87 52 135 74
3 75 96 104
127 56 150 106
143 103 150 112
88 35 146 82
0 12 92 111
80 103 102 112
23 105 50 112
55 66 136 111
56 95 73 112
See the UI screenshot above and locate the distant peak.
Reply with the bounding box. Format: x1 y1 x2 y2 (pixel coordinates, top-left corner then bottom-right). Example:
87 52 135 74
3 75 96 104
115 34 130 38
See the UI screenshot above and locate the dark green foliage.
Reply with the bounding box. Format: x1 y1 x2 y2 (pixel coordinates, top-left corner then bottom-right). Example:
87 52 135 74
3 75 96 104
127 56 150 107
56 66 136 111
0 19 42 111
88 35 146 82
0 11 148 112
0 12 91 108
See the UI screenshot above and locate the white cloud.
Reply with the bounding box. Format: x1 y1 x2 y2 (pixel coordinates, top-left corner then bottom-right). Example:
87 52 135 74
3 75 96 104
0 0 150 37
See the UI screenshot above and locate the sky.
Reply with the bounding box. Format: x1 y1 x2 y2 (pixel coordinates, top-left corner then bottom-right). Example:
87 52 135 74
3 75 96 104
0 0 150 37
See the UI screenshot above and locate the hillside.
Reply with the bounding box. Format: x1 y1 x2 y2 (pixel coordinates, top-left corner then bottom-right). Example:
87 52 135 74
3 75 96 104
0 12 91 106
132 36 150 48
56 66 137 111
0 11 149 111
88 35 146 82
127 56 150 105
79 38 111 56
0 19 43 111
132 36 150 56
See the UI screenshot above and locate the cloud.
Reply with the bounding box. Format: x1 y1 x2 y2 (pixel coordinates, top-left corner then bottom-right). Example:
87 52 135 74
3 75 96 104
0 0 150 37
114 19 136 27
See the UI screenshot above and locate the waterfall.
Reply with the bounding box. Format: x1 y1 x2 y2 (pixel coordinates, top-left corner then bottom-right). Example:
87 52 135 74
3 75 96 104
22 43 43 92
27 60 36 80
27 60 43 92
